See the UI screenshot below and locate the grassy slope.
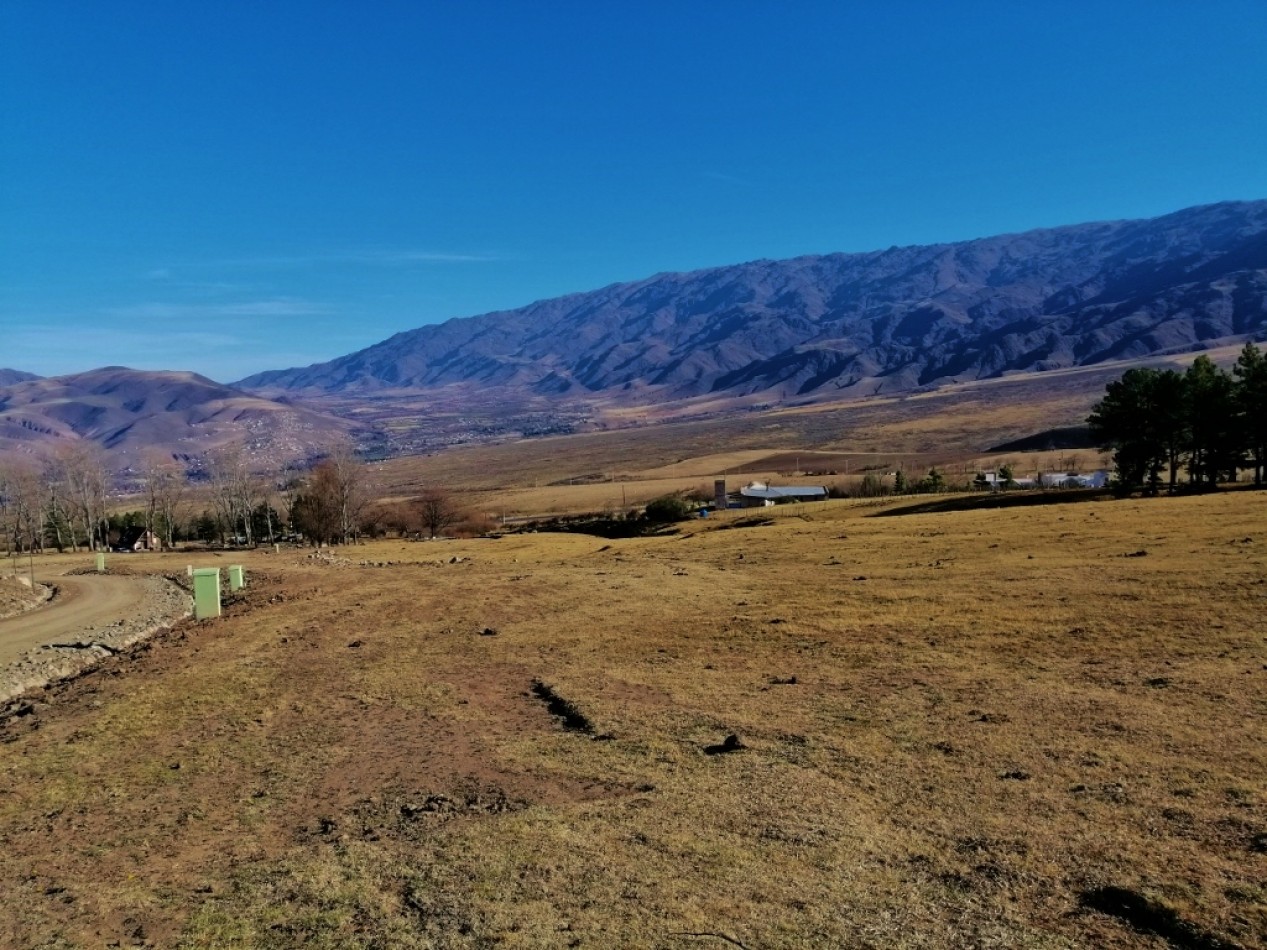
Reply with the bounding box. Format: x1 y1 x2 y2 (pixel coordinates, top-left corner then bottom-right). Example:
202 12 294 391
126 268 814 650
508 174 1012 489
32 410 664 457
1 491 1263 948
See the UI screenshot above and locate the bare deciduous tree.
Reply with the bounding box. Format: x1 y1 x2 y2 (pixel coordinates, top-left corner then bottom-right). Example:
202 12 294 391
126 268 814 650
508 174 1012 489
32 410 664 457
413 488 461 539
54 444 108 551
290 460 341 546
156 459 187 549
141 451 187 549
0 462 44 580
207 446 257 546
327 441 370 545
253 472 280 545
42 460 75 552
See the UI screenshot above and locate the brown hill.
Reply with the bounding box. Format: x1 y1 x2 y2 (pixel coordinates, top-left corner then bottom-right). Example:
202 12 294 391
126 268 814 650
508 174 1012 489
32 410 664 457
0 369 41 387
0 367 351 466
238 200 1267 406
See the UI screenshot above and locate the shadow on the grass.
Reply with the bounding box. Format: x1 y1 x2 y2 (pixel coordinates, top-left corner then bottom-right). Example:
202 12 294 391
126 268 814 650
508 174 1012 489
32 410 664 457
873 483 1267 518
871 489 1115 518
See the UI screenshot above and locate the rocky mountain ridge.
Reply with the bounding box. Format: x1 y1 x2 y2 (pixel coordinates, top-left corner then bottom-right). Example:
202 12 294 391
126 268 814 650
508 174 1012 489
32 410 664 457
237 200 1267 404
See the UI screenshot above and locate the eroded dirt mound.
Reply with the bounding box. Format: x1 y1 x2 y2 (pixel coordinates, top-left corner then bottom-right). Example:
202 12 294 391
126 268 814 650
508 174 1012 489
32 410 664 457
0 576 50 620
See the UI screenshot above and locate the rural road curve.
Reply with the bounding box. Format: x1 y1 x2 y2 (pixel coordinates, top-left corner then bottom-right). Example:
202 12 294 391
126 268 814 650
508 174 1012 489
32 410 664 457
0 574 155 667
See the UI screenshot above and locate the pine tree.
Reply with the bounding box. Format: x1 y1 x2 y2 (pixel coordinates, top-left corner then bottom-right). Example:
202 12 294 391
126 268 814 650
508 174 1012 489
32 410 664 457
1233 342 1267 485
1184 356 1240 488
1088 368 1182 494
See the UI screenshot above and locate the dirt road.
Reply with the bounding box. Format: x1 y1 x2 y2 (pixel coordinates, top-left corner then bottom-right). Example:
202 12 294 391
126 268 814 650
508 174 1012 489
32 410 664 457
0 574 155 666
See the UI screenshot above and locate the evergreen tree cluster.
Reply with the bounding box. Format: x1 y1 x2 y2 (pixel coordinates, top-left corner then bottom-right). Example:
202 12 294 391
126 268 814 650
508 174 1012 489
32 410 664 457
1088 343 1267 493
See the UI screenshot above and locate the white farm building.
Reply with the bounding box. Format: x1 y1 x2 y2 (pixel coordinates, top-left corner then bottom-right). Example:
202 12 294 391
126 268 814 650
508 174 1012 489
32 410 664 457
737 481 829 507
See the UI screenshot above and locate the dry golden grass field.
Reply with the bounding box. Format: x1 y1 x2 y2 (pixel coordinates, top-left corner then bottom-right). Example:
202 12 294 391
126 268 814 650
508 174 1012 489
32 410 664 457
370 362 1116 500
370 344 1255 512
365 365 1122 523
1 488 1264 948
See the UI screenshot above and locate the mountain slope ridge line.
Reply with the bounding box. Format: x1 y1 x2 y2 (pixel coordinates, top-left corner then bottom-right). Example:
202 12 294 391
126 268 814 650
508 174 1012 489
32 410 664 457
235 199 1267 405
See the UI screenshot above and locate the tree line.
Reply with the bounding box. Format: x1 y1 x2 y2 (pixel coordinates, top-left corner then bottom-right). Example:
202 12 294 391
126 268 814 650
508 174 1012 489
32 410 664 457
1089 342 1267 493
0 444 113 557
0 442 379 556
0 436 487 558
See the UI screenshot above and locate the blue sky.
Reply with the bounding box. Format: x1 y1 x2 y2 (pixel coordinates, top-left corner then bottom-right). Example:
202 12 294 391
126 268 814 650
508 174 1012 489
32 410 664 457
3 1 1266 382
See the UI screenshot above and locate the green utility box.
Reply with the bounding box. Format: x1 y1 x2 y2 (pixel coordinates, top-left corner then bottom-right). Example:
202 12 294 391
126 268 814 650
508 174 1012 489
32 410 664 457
96 553 106 573
227 565 245 591
193 568 222 620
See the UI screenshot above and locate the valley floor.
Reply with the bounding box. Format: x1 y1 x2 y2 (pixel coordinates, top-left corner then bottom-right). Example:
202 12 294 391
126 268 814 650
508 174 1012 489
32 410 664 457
0 491 1264 948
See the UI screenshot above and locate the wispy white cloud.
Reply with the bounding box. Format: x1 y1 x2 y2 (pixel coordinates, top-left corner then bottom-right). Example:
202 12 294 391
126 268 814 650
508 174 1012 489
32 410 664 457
103 298 332 320
354 250 499 264
142 270 248 294
166 248 501 271
9 324 242 351
2 320 342 381
5 325 241 372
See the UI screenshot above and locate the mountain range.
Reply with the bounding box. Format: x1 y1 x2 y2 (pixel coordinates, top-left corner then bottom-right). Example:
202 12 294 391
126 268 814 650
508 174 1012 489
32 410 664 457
239 200 1267 404
3 199 1266 466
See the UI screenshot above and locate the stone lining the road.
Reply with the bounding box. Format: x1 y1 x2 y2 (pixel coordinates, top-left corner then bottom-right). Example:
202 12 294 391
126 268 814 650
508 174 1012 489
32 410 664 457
0 576 192 705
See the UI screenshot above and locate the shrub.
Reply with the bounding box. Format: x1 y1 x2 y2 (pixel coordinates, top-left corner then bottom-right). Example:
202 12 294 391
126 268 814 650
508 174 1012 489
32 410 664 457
644 495 694 522
915 468 946 493
857 473 888 498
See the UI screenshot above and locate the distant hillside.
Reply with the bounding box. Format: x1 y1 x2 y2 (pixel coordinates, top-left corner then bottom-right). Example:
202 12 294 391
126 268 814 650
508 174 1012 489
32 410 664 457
0 367 351 465
0 369 41 386
238 200 1267 406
